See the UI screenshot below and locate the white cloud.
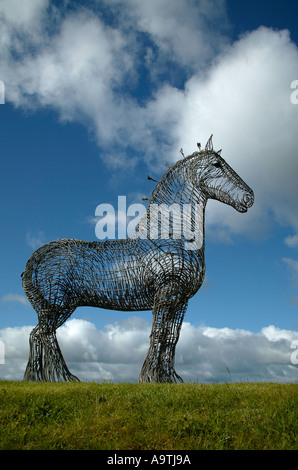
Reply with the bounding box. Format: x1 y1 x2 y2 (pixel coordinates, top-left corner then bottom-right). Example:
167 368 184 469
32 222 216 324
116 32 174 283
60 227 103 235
0 0 49 27
283 258 298 273
1 294 30 307
0 317 297 383
177 322 298 382
26 230 47 250
0 7 135 149
261 325 297 342
0 0 227 161
285 234 298 248
0 325 32 379
0 4 297 241
108 0 228 72
149 27 298 240
283 257 298 285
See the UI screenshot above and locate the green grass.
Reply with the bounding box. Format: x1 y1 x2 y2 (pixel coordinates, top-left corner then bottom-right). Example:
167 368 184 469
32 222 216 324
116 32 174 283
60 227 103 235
0 381 297 450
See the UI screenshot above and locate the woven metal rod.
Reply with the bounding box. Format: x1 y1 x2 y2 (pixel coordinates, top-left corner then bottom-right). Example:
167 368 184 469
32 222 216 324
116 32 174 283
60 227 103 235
22 136 254 382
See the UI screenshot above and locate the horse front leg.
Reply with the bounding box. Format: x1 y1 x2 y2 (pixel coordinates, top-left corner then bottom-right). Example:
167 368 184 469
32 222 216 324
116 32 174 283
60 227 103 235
139 284 188 383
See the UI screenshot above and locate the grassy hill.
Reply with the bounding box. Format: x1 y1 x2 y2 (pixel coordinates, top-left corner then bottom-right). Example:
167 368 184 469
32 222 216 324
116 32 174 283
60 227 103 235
0 381 297 450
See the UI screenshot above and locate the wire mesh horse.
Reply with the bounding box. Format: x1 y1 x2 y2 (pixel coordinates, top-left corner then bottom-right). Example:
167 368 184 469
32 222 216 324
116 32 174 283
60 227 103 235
22 135 254 382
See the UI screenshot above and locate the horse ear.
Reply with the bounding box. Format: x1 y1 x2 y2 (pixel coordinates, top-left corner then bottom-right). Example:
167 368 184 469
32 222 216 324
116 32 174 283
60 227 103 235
205 134 213 151
217 149 222 155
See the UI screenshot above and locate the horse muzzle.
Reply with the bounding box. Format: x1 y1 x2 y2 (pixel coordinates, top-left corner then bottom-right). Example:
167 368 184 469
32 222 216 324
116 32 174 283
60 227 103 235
238 191 254 212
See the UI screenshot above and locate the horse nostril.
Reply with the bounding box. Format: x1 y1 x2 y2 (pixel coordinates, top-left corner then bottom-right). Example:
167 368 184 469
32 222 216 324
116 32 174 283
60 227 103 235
242 192 254 207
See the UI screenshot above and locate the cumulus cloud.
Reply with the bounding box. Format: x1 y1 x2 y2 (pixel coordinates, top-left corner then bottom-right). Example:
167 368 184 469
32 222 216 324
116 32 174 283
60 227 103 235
0 318 297 383
1 9 134 146
0 325 32 379
105 0 229 73
1 294 30 307
0 0 49 27
149 27 298 241
0 1 298 242
0 0 228 163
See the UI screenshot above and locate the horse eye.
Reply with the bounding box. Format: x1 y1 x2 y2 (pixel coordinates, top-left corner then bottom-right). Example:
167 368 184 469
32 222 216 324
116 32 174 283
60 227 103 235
213 161 221 168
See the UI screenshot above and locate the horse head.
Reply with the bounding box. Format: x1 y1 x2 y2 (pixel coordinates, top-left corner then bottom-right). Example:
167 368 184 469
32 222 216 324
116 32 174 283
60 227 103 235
189 135 254 213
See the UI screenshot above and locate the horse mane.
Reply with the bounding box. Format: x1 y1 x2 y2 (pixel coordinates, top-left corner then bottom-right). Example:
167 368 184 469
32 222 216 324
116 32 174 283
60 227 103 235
147 134 221 205
131 135 218 240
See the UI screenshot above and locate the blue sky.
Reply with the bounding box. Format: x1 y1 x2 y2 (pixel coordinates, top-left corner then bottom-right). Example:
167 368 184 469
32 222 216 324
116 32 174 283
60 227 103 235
0 0 298 382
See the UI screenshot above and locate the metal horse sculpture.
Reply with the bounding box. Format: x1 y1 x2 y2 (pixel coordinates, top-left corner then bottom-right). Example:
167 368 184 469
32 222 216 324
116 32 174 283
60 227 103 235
22 136 254 382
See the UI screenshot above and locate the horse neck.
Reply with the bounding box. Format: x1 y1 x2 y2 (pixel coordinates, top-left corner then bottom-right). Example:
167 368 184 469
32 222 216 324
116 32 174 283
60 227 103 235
150 159 206 207
134 159 207 250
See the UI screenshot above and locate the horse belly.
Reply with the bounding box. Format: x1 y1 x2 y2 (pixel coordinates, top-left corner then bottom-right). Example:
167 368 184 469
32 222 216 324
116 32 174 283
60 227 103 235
79 269 154 311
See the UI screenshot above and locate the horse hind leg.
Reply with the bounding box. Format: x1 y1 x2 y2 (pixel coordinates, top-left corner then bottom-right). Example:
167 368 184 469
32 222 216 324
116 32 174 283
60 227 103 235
24 325 43 381
24 314 80 382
